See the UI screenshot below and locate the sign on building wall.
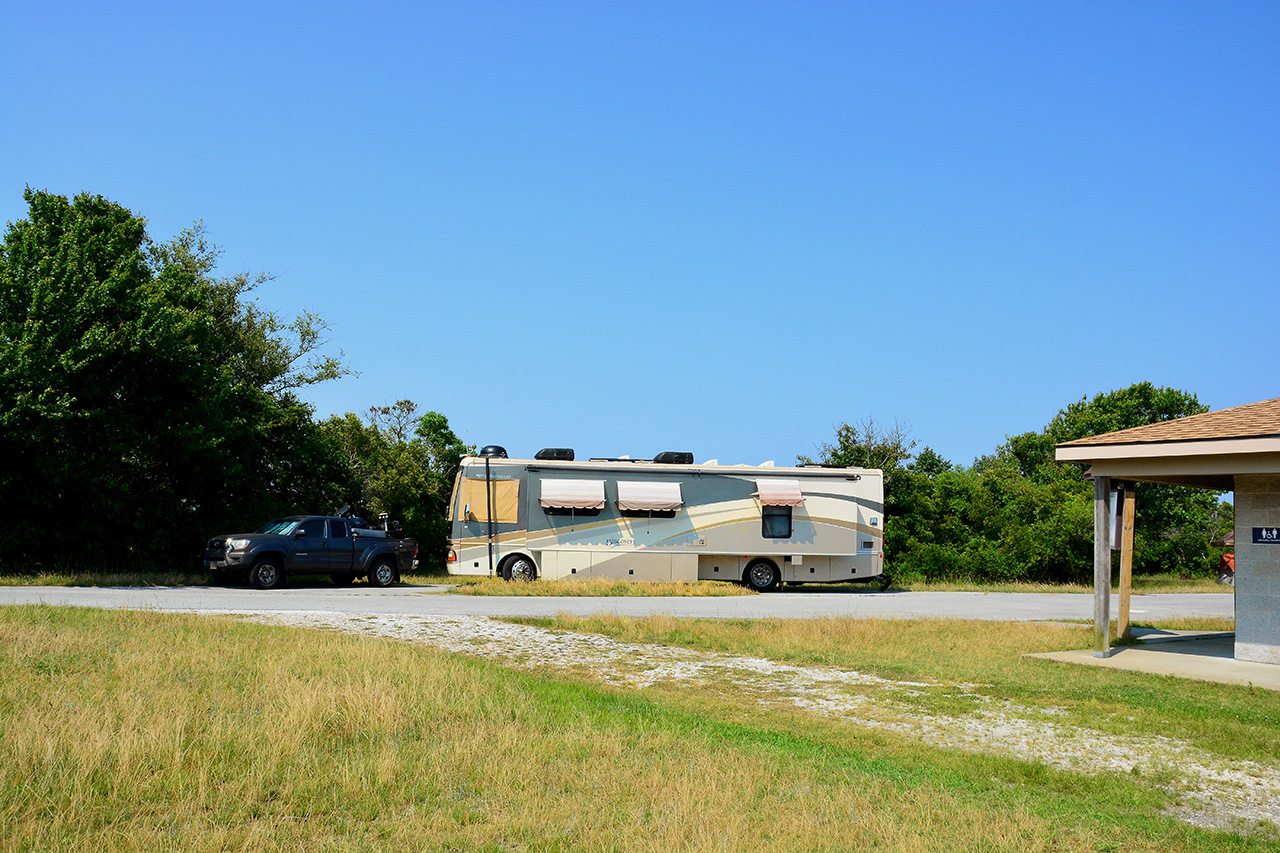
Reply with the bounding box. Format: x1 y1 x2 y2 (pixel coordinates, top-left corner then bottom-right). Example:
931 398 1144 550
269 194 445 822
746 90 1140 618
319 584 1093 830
1253 527 1280 544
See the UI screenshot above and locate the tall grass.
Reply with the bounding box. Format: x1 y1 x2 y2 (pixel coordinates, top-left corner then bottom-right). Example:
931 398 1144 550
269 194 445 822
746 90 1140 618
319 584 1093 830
447 577 754 596
1 606 1273 850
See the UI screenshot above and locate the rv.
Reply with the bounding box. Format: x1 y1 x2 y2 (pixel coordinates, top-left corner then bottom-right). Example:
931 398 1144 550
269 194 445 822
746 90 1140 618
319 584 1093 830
446 447 886 591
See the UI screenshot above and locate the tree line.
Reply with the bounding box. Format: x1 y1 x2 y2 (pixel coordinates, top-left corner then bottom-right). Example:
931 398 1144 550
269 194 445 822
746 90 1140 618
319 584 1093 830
809 384 1232 583
0 190 1230 581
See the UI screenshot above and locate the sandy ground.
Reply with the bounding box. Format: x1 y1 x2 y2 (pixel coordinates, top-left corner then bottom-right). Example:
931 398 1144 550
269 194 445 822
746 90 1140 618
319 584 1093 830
238 610 1280 834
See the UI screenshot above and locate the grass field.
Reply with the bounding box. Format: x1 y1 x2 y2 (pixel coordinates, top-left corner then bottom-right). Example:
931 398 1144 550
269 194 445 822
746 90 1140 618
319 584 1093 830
0 567 1227 595
445 576 755 596
2 605 1275 851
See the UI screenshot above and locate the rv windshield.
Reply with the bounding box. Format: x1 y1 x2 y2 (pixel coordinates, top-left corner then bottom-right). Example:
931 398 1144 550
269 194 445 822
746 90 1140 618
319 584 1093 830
257 518 301 535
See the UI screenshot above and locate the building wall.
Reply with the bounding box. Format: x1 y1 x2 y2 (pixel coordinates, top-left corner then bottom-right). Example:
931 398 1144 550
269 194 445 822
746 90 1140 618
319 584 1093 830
1235 474 1280 664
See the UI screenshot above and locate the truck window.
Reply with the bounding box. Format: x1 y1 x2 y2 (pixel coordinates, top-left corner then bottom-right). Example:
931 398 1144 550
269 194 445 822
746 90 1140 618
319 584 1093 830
297 518 326 539
330 519 349 539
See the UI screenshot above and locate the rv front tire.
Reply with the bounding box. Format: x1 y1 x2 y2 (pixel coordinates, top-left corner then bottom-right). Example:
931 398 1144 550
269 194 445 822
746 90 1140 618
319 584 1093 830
503 555 537 582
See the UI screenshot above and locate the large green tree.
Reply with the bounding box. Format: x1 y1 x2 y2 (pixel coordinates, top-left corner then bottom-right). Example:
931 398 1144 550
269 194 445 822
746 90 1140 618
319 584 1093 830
0 189 353 568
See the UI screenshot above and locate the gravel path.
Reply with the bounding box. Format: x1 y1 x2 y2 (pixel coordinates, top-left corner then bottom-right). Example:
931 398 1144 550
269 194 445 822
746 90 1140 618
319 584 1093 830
238 609 1280 833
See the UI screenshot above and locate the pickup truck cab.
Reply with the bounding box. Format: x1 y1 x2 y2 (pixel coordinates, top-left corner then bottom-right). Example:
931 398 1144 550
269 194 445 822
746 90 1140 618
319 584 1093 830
203 515 417 589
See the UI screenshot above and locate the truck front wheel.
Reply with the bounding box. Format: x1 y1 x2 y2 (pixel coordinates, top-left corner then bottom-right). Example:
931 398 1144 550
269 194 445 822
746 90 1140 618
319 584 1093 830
249 557 284 590
368 558 397 588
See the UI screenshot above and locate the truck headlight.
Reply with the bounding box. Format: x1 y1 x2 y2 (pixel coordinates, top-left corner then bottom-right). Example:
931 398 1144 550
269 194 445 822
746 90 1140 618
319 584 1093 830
228 538 250 551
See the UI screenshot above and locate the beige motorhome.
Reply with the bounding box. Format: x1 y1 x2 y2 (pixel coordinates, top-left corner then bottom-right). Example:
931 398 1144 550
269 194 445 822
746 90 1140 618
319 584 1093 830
446 447 886 591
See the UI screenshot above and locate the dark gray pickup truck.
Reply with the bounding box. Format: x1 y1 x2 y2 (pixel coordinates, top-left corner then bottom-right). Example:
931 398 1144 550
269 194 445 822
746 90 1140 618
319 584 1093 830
203 515 418 589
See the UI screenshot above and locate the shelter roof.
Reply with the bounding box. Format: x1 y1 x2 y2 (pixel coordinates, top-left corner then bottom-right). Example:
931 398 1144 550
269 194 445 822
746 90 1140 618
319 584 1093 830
1058 397 1280 448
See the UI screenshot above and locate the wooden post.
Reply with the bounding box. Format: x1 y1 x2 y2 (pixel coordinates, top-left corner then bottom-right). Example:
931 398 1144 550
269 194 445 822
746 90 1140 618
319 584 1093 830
1094 476 1112 657
1118 486 1136 639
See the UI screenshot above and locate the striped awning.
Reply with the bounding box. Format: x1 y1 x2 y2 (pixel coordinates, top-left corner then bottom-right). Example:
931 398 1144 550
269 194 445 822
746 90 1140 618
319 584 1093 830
755 478 803 506
540 479 606 510
616 480 683 512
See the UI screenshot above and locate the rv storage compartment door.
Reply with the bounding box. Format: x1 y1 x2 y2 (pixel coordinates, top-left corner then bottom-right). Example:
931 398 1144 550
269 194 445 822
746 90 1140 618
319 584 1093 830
786 555 831 582
591 551 672 581
539 550 593 580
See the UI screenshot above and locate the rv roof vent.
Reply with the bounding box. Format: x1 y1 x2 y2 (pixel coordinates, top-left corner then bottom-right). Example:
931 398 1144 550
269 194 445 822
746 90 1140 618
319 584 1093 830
653 451 694 465
535 447 575 461
479 445 508 458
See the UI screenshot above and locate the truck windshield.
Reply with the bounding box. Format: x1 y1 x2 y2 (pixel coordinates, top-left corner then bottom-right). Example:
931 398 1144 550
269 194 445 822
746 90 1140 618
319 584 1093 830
257 518 300 535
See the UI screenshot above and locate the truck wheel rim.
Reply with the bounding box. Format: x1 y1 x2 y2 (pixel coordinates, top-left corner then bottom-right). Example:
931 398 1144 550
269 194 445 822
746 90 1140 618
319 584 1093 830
375 563 394 584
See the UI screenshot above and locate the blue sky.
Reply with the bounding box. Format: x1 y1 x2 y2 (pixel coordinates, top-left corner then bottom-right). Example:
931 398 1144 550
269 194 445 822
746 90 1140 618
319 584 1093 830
3 2 1277 466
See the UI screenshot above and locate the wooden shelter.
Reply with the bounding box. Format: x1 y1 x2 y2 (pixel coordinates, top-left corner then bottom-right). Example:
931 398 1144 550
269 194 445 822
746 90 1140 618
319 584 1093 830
1056 397 1280 663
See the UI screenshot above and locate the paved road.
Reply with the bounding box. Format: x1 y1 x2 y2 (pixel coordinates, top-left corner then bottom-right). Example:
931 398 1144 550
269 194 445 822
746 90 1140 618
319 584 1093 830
0 585 1235 622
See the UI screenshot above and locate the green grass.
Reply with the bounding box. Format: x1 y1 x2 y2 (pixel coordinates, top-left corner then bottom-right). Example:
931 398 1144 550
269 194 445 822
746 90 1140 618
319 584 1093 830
2 605 1274 851
523 614 1275 768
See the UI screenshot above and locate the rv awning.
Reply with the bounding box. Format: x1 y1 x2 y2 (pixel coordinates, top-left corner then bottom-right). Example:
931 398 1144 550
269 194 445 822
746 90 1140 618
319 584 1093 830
755 479 803 506
540 479 606 510
616 481 683 512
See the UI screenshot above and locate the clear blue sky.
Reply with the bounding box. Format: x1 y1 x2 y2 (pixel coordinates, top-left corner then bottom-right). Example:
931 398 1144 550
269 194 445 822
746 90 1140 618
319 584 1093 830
3 2 1276 466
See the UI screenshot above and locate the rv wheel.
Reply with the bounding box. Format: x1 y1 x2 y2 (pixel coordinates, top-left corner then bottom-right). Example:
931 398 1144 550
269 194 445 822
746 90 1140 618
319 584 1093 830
503 555 537 582
744 559 779 592
878 573 893 592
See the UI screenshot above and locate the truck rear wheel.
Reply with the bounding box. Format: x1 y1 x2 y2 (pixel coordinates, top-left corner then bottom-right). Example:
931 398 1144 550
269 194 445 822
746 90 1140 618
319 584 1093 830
368 558 397 588
249 557 283 590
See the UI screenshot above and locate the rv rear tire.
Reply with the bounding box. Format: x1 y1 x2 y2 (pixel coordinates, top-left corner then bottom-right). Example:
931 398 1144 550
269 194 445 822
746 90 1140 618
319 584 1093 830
503 555 537 582
744 559 779 592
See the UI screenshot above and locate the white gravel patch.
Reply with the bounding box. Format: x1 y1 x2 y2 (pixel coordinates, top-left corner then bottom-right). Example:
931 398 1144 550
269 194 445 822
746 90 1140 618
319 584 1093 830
235 609 1280 832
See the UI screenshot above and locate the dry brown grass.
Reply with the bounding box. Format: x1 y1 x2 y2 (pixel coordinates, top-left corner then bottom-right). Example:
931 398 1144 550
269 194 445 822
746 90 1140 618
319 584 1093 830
447 576 754 596
1 606 1266 851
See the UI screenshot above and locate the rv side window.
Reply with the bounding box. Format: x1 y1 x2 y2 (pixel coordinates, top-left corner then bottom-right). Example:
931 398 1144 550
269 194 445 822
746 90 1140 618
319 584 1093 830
761 505 792 539
619 508 678 519
545 506 602 517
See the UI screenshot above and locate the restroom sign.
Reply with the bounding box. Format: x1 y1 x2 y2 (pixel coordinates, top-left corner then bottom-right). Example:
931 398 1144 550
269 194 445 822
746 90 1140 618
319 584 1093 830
1254 527 1280 544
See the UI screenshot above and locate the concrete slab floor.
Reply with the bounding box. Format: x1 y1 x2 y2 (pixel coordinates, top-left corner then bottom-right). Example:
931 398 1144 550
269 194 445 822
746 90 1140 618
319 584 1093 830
1025 630 1280 691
